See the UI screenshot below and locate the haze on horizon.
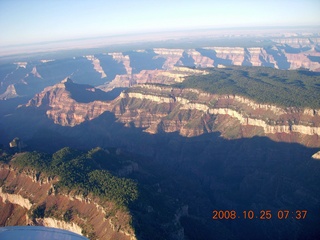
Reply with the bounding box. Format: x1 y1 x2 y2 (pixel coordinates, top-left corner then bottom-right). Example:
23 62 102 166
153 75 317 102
0 0 319 49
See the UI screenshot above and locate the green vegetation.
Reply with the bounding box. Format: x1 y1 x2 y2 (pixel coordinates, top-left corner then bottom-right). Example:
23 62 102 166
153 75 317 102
63 209 73 222
31 204 46 219
0 149 11 164
12 147 138 207
174 66 320 108
88 170 138 205
14 152 51 170
44 204 58 218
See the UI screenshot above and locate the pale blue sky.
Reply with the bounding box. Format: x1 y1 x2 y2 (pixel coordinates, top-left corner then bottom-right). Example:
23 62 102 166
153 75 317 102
0 0 319 46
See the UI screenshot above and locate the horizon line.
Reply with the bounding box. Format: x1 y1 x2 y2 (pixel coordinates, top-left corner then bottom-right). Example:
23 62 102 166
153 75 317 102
1 25 320 48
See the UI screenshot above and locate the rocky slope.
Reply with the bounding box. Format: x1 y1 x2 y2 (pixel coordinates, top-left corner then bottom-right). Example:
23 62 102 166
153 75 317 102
0 163 136 240
25 76 320 147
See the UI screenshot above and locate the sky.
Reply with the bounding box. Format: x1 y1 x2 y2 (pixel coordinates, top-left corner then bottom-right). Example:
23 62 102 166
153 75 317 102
0 0 319 47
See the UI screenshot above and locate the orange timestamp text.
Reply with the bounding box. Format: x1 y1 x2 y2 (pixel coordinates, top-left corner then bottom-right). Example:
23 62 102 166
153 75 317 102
212 210 307 220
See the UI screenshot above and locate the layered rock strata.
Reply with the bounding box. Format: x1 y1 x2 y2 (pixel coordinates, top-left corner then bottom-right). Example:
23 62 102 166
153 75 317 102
26 80 320 147
99 67 208 92
26 78 110 126
0 164 136 240
111 85 320 147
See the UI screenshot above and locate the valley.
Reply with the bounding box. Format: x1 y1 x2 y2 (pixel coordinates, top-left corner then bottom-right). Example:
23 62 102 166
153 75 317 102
1 33 320 240
1 35 320 101
15 66 320 148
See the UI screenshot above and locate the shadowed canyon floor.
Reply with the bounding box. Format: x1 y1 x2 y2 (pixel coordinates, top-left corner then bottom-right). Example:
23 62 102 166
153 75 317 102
1 34 320 239
1 109 320 239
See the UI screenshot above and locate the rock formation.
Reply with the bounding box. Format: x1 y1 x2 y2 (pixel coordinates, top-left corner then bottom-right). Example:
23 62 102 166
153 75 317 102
2 37 320 100
111 85 320 147
0 164 136 240
100 67 208 91
108 52 132 75
312 151 320 160
25 78 320 147
85 55 107 78
0 84 18 100
26 78 110 126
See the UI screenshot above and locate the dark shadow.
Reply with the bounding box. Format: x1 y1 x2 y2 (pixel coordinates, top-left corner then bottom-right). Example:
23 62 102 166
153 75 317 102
1 57 107 99
64 81 124 103
0 63 17 87
177 51 196 67
0 64 40 97
308 56 320 63
95 53 127 81
1 104 320 240
35 57 105 86
196 48 233 66
242 48 252 66
287 79 305 88
297 69 320 76
15 74 49 97
282 44 311 54
123 49 166 74
259 55 275 68
264 46 290 70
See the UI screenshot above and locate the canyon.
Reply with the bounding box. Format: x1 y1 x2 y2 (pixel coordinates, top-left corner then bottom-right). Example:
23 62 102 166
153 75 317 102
0 163 136 240
1 36 320 100
24 74 320 147
1 34 320 240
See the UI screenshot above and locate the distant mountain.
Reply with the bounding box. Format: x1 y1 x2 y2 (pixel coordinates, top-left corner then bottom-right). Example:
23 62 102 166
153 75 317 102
1 70 320 239
20 67 320 148
1 36 320 100
1 34 320 240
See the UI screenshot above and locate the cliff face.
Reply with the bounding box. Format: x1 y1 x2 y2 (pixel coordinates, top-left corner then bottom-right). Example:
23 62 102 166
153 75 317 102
152 41 320 71
100 67 209 91
109 85 320 147
85 55 107 79
26 78 110 126
98 42 320 91
0 164 136 240
26 78 320 147
203 45 320 70
2 37 320 101
108 52 132 75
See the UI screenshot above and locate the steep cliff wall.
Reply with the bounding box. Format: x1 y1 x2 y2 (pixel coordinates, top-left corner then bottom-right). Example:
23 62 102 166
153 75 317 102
185 49 214 68
77 67 208 93
3 39 320 101
25 77 320 147
111 85 320 147
26 78 110 126
0 164 136 240
153 48 184 69
108 52 132 75
98 42 320 92
198 45 320 70
85 55 107 79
